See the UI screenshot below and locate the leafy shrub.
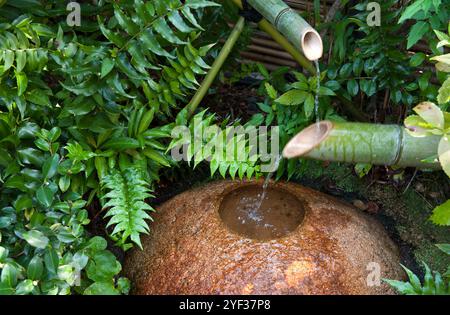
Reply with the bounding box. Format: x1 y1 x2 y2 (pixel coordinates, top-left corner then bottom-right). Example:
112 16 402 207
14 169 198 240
399 0 449 50
404 24 450 227
327 0 437 109
0 0 220 295
387 22 450 295
385 244 450 295
0 122 127 295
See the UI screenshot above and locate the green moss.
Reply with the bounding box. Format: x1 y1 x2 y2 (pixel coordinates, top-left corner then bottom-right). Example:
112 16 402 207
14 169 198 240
415 244 450 273
297 162 450 274
368 183 450 274
298 161 365 193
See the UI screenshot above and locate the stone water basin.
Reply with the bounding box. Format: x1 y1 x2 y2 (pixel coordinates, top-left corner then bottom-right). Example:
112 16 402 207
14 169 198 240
124 180 405 294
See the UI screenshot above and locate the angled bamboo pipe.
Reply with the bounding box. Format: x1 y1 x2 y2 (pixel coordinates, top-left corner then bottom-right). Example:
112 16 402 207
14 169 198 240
246 0 323 61
231 0 315 73
283 121 441 170
231 0 368 121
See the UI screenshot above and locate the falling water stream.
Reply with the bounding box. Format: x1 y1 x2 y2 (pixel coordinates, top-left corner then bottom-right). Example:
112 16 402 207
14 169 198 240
314 60 321 123
249 62 321 215
253 155 281 212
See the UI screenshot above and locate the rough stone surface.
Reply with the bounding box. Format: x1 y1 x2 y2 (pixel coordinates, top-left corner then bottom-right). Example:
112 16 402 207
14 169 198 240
124 180 405 295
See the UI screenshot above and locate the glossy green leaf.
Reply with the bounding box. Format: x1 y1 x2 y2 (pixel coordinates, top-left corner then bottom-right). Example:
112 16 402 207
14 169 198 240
275 90 308 106
102 137 140 151
44 248 59 274
27 256 44 280
86 250 121 282
113 5 139 35
430 199 450 226
436 243 450 255
36 185 54 208
347 79 359 97
101 58 115 78
84 282 119 295
15 50 26 72
304 93 315 118
1 263 18 287
23 230 49 249
15 71 28 96
407 21 429 49
168 11 195 33
410 52 426 67
26 89 51 107
0 246 8 262
139 29 174 58
42 154 59 179
15 280 34 295
154 18 185 45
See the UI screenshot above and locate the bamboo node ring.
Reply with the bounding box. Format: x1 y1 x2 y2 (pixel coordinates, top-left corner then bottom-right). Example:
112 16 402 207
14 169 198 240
274 7 292 28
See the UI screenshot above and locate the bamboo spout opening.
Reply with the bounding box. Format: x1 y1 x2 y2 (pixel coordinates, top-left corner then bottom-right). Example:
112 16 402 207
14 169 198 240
283 121 333 158
301 30 323 61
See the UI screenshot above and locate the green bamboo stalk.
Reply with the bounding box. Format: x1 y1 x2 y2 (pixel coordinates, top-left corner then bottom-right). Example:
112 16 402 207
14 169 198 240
230 0 315 74
258 20 316 74
283 120 441 169
246 0 323 61
186 17 245 118
230 0 368 122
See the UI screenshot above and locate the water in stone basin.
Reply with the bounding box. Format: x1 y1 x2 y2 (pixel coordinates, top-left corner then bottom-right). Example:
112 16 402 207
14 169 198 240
253 155 281 211
236 61 320 234
253 61 321 213
219 185 305 240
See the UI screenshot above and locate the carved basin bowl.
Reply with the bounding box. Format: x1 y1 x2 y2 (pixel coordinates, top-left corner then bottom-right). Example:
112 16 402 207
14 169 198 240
124 180 404 294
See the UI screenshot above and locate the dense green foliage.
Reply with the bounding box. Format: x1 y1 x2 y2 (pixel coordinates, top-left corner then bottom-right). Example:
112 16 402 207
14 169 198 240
326 0 447 110
0 0 219 295
389 21 450 294
404 24 450 227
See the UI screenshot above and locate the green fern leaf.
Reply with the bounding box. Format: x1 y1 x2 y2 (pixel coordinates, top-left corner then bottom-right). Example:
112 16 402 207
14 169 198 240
101 166 155 250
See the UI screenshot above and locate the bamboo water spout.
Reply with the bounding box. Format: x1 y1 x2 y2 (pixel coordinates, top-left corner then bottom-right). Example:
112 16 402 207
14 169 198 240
246 0 323 61
283 121 441 170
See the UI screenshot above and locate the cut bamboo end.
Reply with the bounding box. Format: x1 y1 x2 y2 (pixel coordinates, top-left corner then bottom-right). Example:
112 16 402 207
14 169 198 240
301 29 323 61
283 121 333 158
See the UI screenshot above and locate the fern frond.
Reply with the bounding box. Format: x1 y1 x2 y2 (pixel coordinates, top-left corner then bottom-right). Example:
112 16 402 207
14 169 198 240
169 110 262 180
101 166 155 250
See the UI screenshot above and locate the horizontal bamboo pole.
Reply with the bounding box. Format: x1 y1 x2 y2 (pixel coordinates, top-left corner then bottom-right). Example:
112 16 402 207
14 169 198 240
251 36 288 49
285 0 328 14
240 51 297 67
247 44 294 59
283 121 441 169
